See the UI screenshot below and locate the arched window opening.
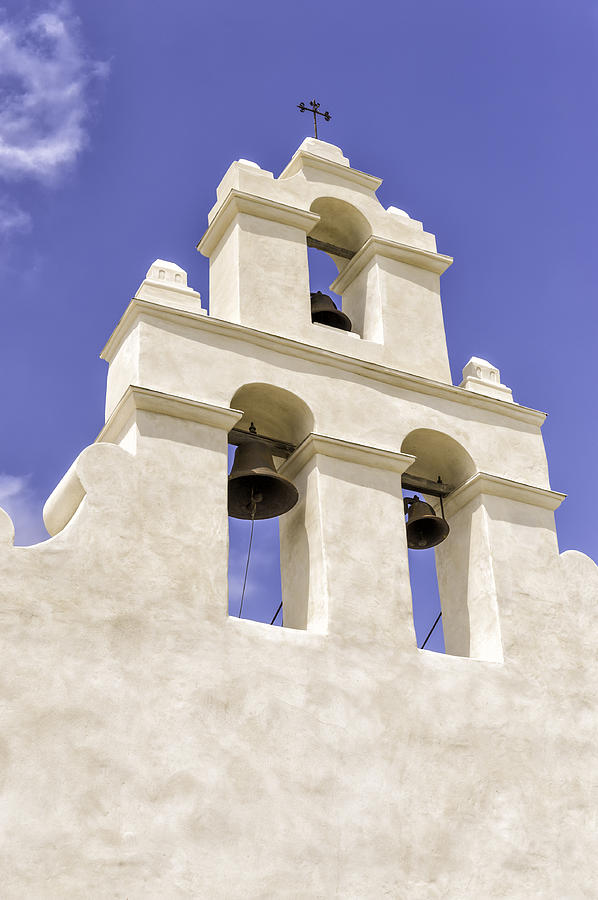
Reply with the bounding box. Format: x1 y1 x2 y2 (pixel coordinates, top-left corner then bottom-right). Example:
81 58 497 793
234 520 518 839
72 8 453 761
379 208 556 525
401 429 479 657
307 245 344 312
227 384 314 629
309 197 370 253
227 444 283 625
307 197 372 338
404 514 445 653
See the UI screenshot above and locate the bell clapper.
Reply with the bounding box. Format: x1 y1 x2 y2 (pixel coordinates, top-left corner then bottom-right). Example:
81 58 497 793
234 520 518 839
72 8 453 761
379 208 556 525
247 489 263 516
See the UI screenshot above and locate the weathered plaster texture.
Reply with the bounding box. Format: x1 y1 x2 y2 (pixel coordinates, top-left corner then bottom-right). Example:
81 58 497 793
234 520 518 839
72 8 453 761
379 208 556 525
0 141 596 898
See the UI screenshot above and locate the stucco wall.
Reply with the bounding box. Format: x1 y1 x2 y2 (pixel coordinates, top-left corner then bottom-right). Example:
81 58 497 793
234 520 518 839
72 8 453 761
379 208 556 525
0 429 595 897
1 139 596 897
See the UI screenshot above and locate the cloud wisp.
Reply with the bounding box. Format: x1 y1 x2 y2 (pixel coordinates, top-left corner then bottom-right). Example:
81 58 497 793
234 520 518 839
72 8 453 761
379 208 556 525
0 194 31 235
0 473 49 545
0 5 107 233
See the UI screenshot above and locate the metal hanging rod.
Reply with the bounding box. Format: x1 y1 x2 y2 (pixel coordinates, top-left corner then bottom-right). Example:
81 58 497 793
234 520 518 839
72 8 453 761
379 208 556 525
306 236 355 260
402 474 452 498
229 432 454 497
228 428 296 459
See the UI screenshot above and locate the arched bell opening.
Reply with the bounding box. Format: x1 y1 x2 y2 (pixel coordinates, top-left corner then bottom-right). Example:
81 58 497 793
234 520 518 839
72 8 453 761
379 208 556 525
400 506 446 653
400 429 477 656
306 197 372 337
307 247 346 328
227 384 314 628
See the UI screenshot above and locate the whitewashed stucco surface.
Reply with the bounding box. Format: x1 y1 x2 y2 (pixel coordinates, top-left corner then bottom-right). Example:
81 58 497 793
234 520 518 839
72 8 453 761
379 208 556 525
0 141 596 898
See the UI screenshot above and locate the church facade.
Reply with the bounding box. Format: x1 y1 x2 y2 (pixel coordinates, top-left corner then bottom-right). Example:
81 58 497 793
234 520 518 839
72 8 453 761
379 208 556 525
0 138 596 897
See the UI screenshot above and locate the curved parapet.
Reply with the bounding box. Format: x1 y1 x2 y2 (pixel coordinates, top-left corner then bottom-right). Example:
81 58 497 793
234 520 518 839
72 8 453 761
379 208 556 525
0 506 15 547
561 549 598 625
43 443 136 537
43 459 85 537
561 547 598 573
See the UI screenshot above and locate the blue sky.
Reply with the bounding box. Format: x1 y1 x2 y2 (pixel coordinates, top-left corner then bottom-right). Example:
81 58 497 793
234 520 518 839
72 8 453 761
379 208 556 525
0 1 596 650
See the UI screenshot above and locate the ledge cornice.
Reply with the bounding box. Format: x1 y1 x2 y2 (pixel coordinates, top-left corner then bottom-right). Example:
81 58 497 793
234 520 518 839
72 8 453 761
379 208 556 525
98 384 242 443
279 433 415 481
445 472 566 516
197 189 320 257
100 297 547 429
278 150 383 192
331 235 453 293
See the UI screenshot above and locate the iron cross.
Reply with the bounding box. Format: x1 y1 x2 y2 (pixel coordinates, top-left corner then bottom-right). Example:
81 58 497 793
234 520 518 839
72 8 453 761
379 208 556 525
297 99 331 140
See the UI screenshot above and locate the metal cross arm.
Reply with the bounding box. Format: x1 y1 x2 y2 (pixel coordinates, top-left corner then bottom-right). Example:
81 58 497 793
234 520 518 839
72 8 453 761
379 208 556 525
298 99 331 139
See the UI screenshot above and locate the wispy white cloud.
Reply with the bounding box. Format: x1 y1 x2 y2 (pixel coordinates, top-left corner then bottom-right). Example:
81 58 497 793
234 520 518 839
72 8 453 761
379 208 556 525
0 3 107 229
0 195 31 235
0 473 48 545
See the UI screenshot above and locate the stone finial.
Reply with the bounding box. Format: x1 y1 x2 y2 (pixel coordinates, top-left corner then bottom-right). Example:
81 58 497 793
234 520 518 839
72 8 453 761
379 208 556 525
134 259 204 310
295 138 350 166
460 357 513 403
145 259 189 289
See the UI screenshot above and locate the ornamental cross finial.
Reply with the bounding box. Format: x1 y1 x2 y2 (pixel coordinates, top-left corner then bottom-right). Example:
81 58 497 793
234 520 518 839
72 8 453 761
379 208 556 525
297 99 331 140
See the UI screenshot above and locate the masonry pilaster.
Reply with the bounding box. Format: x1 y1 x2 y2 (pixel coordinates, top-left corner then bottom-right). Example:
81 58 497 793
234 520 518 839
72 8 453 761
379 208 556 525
279 434 416 643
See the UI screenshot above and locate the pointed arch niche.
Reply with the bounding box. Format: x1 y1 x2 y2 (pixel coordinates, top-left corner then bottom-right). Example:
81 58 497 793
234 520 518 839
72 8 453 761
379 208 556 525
307 197 373 339
227 384 314 628
401 429 503 662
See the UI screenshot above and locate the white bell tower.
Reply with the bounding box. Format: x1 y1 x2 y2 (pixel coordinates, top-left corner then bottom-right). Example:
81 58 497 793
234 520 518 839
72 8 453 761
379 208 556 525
0 138 596 897
197 137 453 382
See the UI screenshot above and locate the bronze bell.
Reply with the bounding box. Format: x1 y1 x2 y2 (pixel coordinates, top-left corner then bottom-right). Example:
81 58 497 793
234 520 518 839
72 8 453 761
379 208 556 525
228 439 299 520
310 291 352 331
404 495 450 550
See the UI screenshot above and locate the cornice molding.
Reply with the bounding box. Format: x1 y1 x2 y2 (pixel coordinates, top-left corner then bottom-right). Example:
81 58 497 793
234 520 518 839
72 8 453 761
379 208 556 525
197 189 320 257
279 433 415 481
278 150 383 192
99 298 547 429
331 235 453 293
445 471 566 516
98 385 242 444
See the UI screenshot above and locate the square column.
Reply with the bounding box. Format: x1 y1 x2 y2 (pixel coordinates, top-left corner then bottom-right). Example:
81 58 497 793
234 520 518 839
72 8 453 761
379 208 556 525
197 190 319 334
279 434 416 644
331 236 453 382
437 473 566 662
